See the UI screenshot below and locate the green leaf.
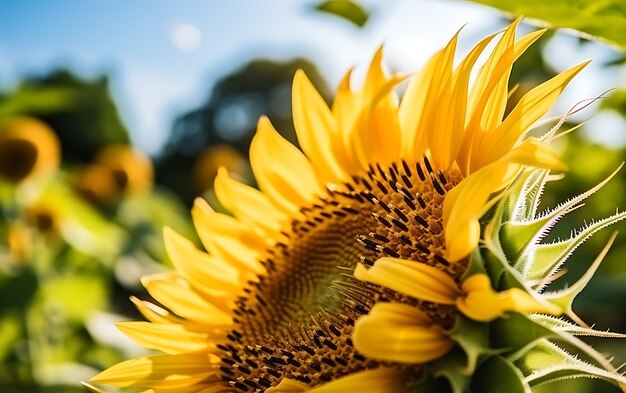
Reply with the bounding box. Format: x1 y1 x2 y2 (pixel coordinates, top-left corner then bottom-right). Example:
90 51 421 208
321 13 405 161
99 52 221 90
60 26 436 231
0 311 22 360
0 87 75 119
315 0 369 27
36 273 108 322
465 0 626 52
36 179 126 261
471 355 531 393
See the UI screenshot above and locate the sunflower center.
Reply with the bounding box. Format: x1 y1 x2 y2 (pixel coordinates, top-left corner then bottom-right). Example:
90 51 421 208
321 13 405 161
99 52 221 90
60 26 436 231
219 159 465 392
0 139 39 183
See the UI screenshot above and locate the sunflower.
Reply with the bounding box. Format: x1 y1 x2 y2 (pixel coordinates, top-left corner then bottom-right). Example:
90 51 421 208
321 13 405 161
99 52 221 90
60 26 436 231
95 145 154 196
88 19 626 393
0 116 60 184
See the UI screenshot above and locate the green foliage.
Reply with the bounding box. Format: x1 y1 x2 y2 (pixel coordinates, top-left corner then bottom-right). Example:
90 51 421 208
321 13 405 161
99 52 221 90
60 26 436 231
466 0 626 52
36 179 127 260
0 70 130 163
314 0 370 27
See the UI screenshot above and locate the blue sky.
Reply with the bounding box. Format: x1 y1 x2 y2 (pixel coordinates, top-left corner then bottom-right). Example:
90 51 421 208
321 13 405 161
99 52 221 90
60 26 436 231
1 0 624 154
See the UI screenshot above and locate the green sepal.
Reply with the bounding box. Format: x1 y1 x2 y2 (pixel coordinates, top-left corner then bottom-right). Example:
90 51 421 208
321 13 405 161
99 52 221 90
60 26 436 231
414 368 456 393
497 170 550 262
500 170 547 224
528 212 626 281
523 314 624 374
481 219 527 291
505 165 622 275
479 202 527 291
447 315 498 375
429 349 472 393
429 315 501 392
543 232 617 319
461 245 487 281
471 355 531 393
490 313 555 357
530 314 626 338
516 340 626 390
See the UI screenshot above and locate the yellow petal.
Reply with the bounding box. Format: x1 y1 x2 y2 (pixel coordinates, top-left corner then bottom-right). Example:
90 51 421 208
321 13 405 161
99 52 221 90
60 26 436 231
443 139 565 262
368 91 403 166
90 353 217 388
399 29 459 160
456 274 561 322
214 167 286 234
292 70 346 182
181 202 267 276
163 226 242 296
443 161 509 262
428 31 496 169
116 322 216 355
332 68 357 134
476 61 589 171
347 77 403 169
353 303 454 363
331 68 362 174
265 379 310 393
466 18 521 132
191 199 267 276
337 47 404 170
141 273 233 325
192 197 267 252
250 116 322 212
267 368 411 393
460 25 546 176
130 296 185 324
354 257 460 304
361 45 389 105
507 138 567 172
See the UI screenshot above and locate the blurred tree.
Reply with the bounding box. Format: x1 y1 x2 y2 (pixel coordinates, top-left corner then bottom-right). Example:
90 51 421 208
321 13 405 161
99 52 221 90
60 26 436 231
0 70 129 164
157 58 329 204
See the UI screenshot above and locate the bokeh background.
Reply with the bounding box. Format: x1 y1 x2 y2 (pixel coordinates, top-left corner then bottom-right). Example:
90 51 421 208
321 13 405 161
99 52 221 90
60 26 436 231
1 1 625 392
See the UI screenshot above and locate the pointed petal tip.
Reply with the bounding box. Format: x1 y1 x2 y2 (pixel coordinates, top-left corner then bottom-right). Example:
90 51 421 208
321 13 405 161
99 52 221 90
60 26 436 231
256 114 272 131
293 68 309 87
192 196 212 213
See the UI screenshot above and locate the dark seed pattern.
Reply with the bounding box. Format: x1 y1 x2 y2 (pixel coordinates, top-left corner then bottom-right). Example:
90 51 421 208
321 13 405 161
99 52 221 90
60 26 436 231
217 159 466 391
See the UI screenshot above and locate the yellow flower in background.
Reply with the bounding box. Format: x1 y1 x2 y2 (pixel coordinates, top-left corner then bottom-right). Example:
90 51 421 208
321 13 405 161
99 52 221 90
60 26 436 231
0 116 60 184
95 144 154 195
72 145 154 207
73 163 120 206
88 19 614 393
193 144 249 193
